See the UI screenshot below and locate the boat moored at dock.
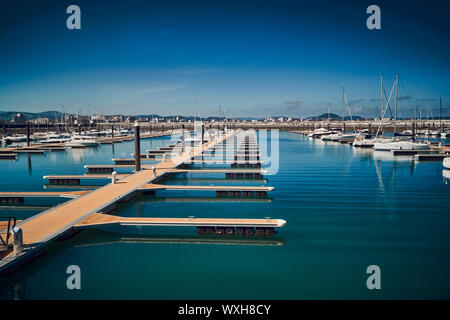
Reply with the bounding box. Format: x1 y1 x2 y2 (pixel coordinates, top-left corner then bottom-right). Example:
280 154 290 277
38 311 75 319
64 135 99 148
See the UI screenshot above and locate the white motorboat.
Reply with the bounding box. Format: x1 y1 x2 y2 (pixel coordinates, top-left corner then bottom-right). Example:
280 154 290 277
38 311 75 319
325 133 357 141
320 131 339 141
353 135 374 148
65 135 99 147
430 130 442 136
373 140 430 151
308 128 329 138
1 135 28 144
353 136 393 148
40 133 70 144
321 133 340 141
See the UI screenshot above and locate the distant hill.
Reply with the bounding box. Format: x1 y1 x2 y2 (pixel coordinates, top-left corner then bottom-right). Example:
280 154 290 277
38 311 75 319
2 110 447 122
307 113 366 120
0 110 66 121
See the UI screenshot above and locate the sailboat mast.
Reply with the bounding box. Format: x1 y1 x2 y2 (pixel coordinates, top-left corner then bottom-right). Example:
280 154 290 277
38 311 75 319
394 73 399 134
342 84 345 133
193 94 197 122
380 73 383 119
440 97 442 129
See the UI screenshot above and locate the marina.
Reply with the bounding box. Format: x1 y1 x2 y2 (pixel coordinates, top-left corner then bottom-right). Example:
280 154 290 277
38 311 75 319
1 0 450 302
0 127 280 277
0 128 449 299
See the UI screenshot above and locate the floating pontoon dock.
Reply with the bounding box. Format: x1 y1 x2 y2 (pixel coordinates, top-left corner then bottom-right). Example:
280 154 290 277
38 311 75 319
0 130 282 274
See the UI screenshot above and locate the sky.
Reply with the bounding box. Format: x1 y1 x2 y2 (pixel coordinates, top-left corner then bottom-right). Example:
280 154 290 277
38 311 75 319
0 0 449 118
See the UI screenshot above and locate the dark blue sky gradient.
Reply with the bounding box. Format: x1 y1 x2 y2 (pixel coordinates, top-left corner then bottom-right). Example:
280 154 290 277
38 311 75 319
0 0 449 117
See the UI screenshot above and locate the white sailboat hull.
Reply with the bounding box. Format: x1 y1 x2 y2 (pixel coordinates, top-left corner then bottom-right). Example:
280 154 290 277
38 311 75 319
373 141 429 151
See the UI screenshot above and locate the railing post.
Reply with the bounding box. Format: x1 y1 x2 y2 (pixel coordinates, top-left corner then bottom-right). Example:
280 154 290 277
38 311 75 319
12 226 23 255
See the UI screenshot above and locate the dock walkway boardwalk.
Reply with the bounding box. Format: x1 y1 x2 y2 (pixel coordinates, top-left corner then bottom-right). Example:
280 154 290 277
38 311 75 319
138 184 274 192
0 191 90 199
75 213 285 229
0 132 230 272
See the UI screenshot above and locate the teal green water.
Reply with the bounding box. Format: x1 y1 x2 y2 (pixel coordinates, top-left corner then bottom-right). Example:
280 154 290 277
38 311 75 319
1 132 450 299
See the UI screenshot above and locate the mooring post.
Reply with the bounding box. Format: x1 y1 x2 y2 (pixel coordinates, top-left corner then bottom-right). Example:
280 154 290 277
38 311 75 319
78 124 81 135
111 124 114 139
201 124 205 145
26 123 31 146
134 121 141 171
181 124 185 153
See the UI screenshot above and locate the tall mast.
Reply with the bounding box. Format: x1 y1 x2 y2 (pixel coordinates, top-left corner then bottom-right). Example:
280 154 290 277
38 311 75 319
440 97 442 129
193 94 197 122
394 73 399 134
380 73 383 119
342 84 345 132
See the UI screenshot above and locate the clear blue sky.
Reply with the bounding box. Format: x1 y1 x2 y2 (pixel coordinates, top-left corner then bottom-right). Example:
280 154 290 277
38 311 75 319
0 0 449 118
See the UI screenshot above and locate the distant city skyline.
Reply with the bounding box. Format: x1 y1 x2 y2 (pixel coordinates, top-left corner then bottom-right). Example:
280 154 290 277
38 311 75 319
0 0 449 118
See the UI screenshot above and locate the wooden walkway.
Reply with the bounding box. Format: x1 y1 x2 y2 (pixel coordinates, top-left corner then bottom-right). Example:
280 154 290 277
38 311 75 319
43 174 130 180
138 184 274 192
0 191 89 199
0 130 282 273
168 168 265 174
75 213 285 228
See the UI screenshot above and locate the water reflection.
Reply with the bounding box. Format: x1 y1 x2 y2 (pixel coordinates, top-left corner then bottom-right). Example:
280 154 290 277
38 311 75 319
70 147 96 162
73 232 286 247
351 148 374 162
27 153 32 176
372 150 415 162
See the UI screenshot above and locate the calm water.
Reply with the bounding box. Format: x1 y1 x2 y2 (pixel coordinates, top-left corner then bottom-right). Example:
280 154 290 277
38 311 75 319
1 131 450 299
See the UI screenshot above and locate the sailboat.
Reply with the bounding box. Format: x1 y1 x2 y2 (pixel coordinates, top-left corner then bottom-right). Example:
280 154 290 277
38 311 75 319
323 85 357 142
373 74 429 151
354 74 392 148
182 95 209 144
